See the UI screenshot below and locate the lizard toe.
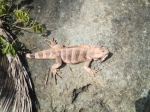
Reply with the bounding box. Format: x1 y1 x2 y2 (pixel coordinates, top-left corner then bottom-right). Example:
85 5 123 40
90 68 99 76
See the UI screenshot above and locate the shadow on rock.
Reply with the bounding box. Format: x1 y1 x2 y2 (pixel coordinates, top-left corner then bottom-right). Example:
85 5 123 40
72 84 92 103
103 52 113 63
135 90 150 112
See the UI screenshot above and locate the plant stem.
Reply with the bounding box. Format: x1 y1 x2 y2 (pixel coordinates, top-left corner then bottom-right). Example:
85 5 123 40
3 21 33 31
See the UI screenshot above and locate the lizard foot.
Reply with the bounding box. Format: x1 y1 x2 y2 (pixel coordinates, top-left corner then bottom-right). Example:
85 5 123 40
51 69 62 84
44 68 62 86
44 38 57 47
90 68 99 76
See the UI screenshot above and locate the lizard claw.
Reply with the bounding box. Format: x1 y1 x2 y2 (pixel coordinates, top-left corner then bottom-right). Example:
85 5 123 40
44 38 57 47
90 68 99 76
51 69 61 77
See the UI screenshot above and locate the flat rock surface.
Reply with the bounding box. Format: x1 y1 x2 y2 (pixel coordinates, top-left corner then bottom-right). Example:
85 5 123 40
19 0 150 112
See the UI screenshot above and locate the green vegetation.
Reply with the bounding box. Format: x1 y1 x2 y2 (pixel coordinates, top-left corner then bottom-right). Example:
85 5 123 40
0 36 18 56
0 0 45 56
0 0 9 15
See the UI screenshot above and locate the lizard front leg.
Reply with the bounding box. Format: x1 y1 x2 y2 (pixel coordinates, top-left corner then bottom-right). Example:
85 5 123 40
44 38 57 47
45 56 62 85
84 59 99 76
44 38 63 48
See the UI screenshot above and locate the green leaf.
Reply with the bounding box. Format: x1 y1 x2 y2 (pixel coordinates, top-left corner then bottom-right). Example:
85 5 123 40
2 48 6 54
23 11 27 16
0 9 3 15
10 44 18 56
33 27 37 33
20 11 23 18
40 27 44 33
14 10 19 19
0 36 18 56
13 10 30 23
3 42 9 46
26 16 29 22
10 47 16 56
2 44 9 54
37 25 40 30
0 2 9 14
0 36 6 43
23 17 29 23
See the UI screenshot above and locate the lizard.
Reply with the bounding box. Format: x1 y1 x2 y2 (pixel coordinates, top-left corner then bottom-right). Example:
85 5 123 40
26 38 109 85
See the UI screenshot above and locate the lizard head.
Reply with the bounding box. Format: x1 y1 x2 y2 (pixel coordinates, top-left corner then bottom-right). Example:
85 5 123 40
92 46 109 62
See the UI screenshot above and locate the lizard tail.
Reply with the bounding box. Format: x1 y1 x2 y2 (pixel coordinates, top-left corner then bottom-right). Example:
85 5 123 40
26 53 35 58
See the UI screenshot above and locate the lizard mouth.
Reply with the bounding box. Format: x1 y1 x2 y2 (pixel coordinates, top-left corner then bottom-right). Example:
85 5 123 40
98 54 108 62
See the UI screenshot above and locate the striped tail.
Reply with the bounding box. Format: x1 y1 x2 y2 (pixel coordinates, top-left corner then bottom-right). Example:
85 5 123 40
26 50 53 59
26 49 57 59
26 53 35 58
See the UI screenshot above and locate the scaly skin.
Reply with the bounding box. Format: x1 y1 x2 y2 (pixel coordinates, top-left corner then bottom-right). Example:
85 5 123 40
26 38 109 85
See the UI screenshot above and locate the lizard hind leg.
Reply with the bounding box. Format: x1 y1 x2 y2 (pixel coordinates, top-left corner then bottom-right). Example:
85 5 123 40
44 57 62 86
51 68 62 84
44 66 62 86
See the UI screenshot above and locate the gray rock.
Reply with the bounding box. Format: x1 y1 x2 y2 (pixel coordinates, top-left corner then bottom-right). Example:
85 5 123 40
20 0 150 112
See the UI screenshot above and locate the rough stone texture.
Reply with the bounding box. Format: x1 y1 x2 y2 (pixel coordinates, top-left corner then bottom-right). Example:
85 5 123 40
19 0 150 112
